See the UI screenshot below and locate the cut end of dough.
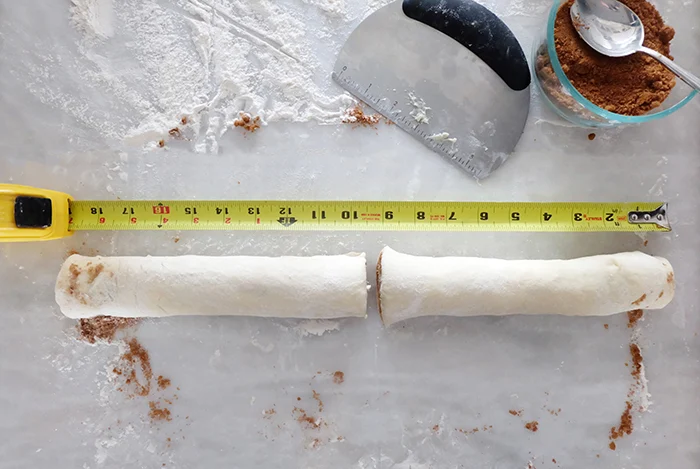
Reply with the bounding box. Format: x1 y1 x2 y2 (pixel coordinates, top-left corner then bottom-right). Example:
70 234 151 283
376 248 385 323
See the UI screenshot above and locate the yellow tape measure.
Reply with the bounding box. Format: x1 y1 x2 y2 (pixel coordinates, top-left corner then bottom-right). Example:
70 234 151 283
0 184 671 243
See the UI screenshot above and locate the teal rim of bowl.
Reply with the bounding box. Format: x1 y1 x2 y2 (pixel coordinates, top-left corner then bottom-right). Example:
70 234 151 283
546 0 697 124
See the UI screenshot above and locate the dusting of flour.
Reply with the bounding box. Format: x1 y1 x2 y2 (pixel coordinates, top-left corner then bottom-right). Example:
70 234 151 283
29 0 357 152
294 319 340 336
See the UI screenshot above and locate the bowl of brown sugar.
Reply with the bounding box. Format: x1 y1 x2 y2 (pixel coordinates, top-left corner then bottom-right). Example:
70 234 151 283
533 0 697 127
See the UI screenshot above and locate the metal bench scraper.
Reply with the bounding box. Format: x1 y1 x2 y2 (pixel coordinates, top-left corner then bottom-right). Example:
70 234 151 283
332 0 531 179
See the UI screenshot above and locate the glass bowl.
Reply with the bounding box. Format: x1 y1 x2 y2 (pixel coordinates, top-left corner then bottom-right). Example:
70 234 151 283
532 0 697 128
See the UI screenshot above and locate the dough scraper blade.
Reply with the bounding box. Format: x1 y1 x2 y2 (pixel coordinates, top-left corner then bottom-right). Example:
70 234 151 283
332 0 531 179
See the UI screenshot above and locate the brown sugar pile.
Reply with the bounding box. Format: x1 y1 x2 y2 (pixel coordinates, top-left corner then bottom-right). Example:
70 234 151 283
233 112 261 132
554 0 676 115
78 316 140 344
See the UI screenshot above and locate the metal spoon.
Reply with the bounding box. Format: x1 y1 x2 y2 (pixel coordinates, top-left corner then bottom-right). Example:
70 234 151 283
570 0 700 92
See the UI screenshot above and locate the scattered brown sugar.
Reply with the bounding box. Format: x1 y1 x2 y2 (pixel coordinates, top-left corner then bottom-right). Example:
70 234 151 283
509 409 523 417
297 397 301 401
333 371 345 384
312 390 324 413
169 128 181 139
173 237 180 243
609 441 617 450
629 343 643 380
432 424 440 433
78 316 140 344
627 309 644 328
233 112 261 132
667 272 674 284
456 427 480 435
149 401 172 422
631 294 647 306
525 421 539 432
609 401 634 445
158 139 165 148
604 324 609 330
180 116 189 125
643 239 649 247
263 408 276 419
157 376 171 390
342 104 382 127
114 338 153 397
552 459 557 464
554 0 676 116
587 133 596 141
293 407 320 430
548 408 562 416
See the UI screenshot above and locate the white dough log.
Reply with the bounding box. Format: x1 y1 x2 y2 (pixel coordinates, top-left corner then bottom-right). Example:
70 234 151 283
377 247 675 326
56 253 368 319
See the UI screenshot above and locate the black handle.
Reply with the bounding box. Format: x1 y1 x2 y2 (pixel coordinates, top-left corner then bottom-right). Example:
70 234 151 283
402 0 530 91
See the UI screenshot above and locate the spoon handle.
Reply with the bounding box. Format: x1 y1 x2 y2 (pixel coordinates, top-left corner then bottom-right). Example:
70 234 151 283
639 46 700 93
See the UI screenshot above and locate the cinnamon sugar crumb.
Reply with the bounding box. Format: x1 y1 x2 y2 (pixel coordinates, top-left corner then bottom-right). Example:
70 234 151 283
627 309 644 328
509 409 523 417
332 371 345 384
604 324 609 330
525 421 539 432
432 424 440 433
157 375 171 390
629 344 643 380
312 390 323 413
78 316 140 344
342 104 381 127
609 401 633 443
148 401 172 422
233 112 261 133
292 407 320 430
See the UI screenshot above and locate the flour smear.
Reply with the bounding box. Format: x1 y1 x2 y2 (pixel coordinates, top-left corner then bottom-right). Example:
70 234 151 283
59 0 358 152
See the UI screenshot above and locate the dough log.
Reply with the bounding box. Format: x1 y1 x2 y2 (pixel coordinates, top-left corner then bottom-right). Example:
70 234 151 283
57 253 368 319
377 247 675 326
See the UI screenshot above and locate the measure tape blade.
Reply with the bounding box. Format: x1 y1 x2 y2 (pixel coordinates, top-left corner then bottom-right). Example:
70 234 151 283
67 201 670 233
